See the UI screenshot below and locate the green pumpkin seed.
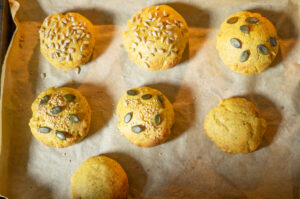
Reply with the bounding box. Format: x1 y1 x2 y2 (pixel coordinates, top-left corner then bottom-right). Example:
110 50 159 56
56 131 66 140
38 127 51 133
154 114 161 126
240 50 250 62
245 17 259 24
257 44 269 55
227 17 238 24
127 89 138 96
230 38 241 48
157 95 164 105
240 25 250 34
269 37 277 47
68 114 80 123
63 94 76 102
141 94 152 100
50 106 62 114
132 125 143 133
40 95 50 105
124 112 132 123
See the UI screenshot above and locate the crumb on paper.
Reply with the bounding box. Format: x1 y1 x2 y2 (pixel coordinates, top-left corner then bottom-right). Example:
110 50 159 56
40 73 46 79
76 67 81 74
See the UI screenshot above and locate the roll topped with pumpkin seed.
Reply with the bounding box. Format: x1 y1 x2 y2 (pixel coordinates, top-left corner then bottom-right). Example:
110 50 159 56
29 87 91 148
39 12 95 70
123 5 189 70
216 11 279 75
116 86 174 147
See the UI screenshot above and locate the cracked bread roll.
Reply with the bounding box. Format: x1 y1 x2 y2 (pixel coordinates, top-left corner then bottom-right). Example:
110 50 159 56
71 155 129 199
116 86 175 147
123 5 189 70
216 11 279 75
29 87 91 148
39 12 95 70
204 97 267 154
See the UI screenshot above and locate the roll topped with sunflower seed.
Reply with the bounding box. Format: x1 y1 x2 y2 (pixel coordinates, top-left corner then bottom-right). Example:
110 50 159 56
39 12 95 70
123 5 189 71
216 11 279 75
116 86 174 147
29 87 91 148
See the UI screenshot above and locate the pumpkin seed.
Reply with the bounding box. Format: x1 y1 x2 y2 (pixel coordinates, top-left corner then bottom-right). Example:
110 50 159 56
240 50 250 62
257 44 269 55
56 131 66 140
132 125 143 133
127 89 138 96
38 127 51 133
246 17 259 24
68 114 80 123
141 94 152 100
230 38 241 48
40 95 50 105
240 25 250 34
154 114 161 126
157 95 164 105
269 37 277 47
50 106 62 114
227 17 238 24
63 94 76 102
124 112 132 123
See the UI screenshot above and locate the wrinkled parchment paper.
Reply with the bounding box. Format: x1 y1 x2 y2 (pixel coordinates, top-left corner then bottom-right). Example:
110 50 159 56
0 0 299 198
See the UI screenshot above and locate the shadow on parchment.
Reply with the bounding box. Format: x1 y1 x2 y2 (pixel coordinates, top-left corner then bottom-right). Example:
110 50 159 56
146 83 196 144
242 93 282 150
104 152 147 199
248 6 298 67
165 2 211 61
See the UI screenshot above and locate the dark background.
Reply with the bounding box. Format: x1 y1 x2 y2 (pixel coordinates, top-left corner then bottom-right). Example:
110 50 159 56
0 0 15 70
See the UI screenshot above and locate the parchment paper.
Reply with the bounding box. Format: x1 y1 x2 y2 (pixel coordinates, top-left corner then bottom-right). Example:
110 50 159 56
0 0 299 198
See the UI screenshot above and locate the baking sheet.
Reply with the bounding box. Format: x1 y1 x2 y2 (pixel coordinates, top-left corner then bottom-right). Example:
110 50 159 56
0 0 300 198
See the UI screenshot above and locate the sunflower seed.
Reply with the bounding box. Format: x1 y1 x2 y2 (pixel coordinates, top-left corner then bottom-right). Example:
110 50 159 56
154 114 161 125
269 37 277 47
124 112 132 123
258 44 269 55
240 25 250 34
144 62 150 68
132 125 143 133
51 106 62 114
158 48 164 53
143 22 149 27
230 38 241 48
227 17 238 24
163 10 168 17
127 89 138 96
141 94 152 100
240 50 250 62
56 131 66 140
138 52 142 59
63 94 76 102
40 95 50 105
38 127 51 133
68 114 80 123
246 17 259 24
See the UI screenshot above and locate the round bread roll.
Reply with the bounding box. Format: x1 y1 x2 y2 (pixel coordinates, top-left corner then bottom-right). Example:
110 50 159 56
123 5 189 70
116 86 175 147
71 155 129 199
39 12 95 70
216 11 279 75
29 87 91 148
204 97 267 154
